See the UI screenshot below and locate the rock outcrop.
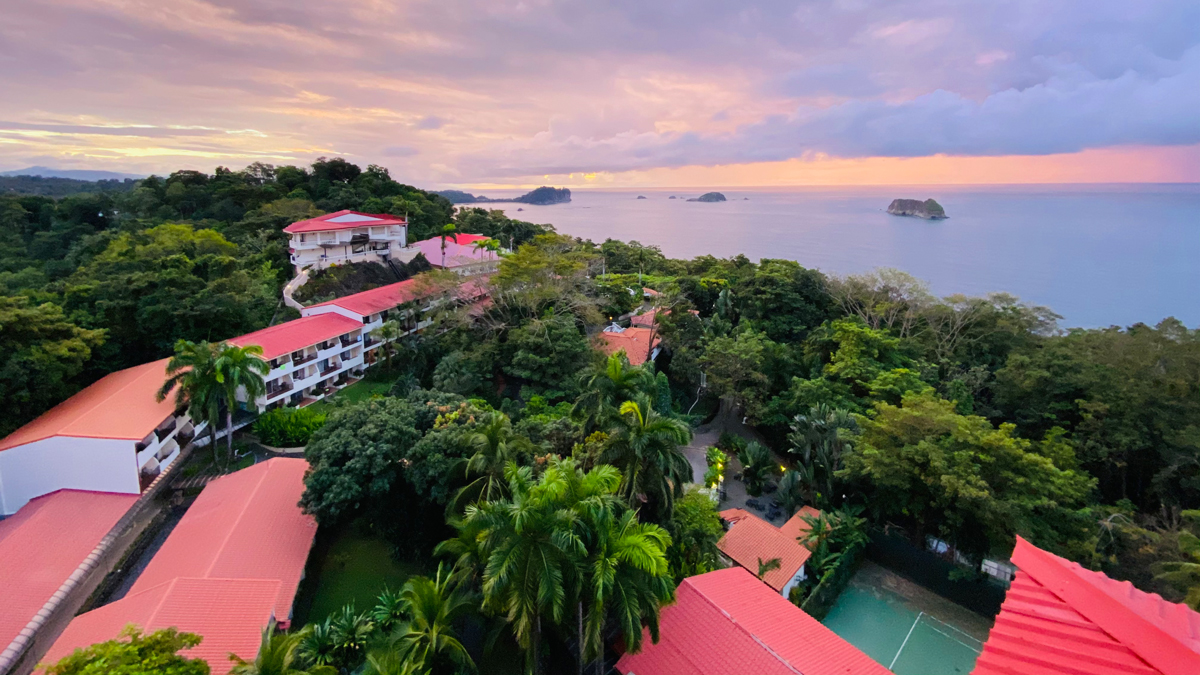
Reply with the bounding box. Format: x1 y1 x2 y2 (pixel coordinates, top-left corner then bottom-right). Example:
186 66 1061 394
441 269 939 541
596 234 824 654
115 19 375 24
688 192 726 202
887 198 947 219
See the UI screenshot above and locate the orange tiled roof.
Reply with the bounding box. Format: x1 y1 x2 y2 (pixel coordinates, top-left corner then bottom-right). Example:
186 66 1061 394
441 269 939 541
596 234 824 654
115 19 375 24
717 508 817 592
42 577 280 675
229 313 362 361
596 327 661 366
127 458 317 627
0 490 138 652
0 359 177 452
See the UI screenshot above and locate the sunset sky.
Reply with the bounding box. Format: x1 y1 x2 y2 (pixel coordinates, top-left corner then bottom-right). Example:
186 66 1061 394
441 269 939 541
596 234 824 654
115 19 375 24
2 0 1198 188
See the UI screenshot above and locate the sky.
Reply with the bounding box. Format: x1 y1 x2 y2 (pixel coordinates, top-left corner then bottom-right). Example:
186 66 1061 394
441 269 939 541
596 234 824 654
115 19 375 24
1 0 1199 188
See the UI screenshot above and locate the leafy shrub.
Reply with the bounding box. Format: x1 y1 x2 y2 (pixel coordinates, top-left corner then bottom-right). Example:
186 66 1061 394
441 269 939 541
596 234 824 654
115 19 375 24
717 431 747 454
254 407 327 447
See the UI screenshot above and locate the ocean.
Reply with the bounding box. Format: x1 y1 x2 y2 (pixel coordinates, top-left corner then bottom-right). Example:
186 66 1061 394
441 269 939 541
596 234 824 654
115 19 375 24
472 184 1200 329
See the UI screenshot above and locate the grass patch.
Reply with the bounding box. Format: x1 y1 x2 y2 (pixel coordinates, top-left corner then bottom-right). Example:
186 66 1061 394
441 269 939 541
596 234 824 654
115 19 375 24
307 379 395 415
294 525 424 626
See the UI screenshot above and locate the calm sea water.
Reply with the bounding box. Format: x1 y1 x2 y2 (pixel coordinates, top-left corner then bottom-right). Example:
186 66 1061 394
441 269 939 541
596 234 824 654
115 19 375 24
475 184 1200 328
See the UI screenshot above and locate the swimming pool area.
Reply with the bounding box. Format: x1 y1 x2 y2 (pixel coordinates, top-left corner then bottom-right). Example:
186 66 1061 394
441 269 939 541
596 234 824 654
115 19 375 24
822 562 993 675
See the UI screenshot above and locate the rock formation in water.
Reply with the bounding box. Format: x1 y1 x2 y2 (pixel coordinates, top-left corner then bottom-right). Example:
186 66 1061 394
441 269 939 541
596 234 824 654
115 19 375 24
668 195 677 199
688 192 726 202
887 198 947 219
637 195 647 199
434 186 571 205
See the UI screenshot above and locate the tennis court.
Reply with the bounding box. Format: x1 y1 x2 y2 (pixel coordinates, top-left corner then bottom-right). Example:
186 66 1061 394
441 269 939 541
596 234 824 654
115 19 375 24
822 563 990 675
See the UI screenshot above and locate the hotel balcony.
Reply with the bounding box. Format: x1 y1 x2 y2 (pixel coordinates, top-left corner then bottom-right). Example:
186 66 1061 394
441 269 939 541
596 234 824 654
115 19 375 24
154 419 177 442
266 380 294 399
319 361 342 377
292 350 317 366
340 333 361 348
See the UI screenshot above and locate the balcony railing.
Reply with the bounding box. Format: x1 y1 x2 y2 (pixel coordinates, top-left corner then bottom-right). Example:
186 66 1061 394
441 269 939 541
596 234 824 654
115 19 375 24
154 419 177 442
292 351 317 366
363 335 379 348
320 362 341 377
267 381 294 398
340 334 361 348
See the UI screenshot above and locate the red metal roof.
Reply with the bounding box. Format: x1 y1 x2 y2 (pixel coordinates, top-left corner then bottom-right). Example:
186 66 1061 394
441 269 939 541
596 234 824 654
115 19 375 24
717 508 816 592
596 327 661 366
128 458 317 627
229 313 362 361
446 233 489 245
0 490 138 653
307 278 422 316
972 536 1200 675
283 210 406 234
0 359 177 451
42 577 280 675
615 567 893 675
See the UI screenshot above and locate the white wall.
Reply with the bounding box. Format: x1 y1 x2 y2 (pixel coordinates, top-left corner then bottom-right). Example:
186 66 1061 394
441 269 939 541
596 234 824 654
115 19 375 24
780 564 807 599
0 437 141 515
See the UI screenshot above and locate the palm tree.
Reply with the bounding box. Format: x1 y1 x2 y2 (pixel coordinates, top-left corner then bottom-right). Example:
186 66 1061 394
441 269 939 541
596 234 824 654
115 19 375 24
459 460 591 675
777 469 807 516
453 412 532 510
788 404 858 505
297 619 339 669
214 342 268 463
330 605 375 671
471 237 501 261
229 624 336 675
158 339 223 463
572 353 654 432
371 320 403 372
577 503 674 674
438 224 457 268
361 649 424 675
738 442 777 497
389 563 475 672
372 587 407 635
756 557 782 580
604 396 692 517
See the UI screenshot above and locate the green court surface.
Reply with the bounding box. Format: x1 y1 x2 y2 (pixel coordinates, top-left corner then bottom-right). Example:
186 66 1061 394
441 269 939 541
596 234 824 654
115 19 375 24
823 585 984 675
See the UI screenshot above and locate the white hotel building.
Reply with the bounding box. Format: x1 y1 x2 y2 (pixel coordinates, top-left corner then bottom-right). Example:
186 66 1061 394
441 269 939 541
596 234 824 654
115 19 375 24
285 210 414 272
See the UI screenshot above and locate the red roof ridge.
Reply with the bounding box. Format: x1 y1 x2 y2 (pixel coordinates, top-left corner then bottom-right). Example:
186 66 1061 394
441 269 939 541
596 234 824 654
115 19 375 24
1011 536 1200 674
676 575 805 675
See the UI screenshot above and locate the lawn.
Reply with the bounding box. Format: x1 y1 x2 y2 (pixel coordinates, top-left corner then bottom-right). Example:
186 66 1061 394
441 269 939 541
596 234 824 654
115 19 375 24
307 378 393 414
293 525 425 626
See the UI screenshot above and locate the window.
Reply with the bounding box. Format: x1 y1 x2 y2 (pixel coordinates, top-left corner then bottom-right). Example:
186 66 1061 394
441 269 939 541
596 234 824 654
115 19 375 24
352 243 366 254
299 233 306 243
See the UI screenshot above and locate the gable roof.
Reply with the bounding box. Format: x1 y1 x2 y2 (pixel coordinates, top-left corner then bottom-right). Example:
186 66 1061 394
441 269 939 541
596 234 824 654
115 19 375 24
717 508 817 592
306 278 422 317
127 458 317 627
0 490 138 654
615 567 892 675
446 233 490 245
596 327 661 367
229 313 362 361
283 210 406 233
42 577 280 675
972 536 1200 675
0 359 177 451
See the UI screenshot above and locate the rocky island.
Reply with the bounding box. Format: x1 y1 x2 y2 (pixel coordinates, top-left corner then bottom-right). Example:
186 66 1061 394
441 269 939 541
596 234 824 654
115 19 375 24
688 192 726 202
887 198 947 219
637 195 647 199
434 186 571 206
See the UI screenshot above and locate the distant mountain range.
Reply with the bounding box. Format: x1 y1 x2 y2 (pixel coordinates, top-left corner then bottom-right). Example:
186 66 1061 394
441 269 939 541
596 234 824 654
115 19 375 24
435 186 571 206
0 166 144 181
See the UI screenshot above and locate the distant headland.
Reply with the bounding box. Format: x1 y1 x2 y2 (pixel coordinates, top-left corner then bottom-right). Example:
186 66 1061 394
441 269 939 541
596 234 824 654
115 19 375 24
688 192 726 203
436 186 572 206
887 198 947 219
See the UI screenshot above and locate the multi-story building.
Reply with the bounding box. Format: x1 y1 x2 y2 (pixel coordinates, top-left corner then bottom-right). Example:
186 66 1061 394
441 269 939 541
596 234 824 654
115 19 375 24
411 233 501 275
0 359 197 515
285 210 412 272
230 314 368 411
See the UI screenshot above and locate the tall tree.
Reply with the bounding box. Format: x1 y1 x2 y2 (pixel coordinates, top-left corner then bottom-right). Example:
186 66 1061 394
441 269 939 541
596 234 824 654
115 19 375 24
388 563 476 673
158 339 223 462
213 342 268 462
603 395 693 517
572 352 654 432
454 412 531 509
